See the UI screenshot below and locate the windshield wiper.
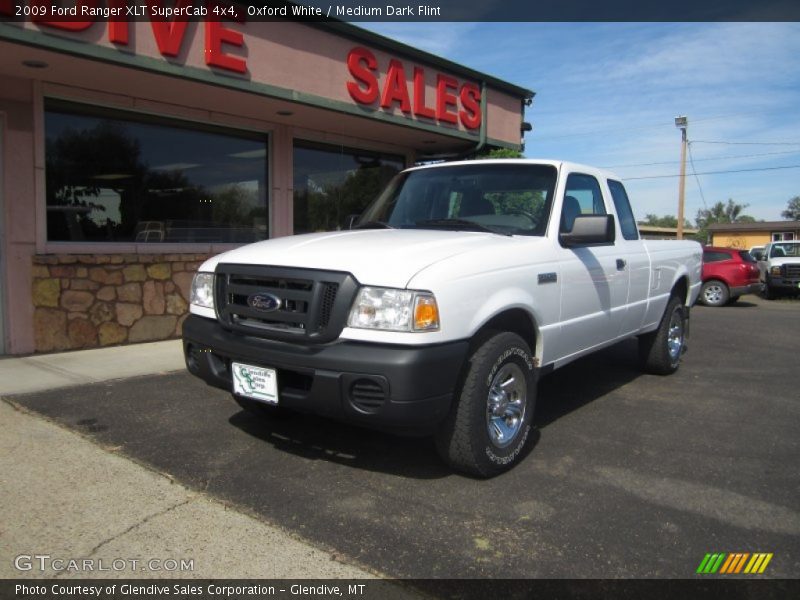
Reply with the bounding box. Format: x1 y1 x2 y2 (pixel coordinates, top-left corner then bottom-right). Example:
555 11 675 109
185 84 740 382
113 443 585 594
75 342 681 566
355 220 394 230
415 219 510 236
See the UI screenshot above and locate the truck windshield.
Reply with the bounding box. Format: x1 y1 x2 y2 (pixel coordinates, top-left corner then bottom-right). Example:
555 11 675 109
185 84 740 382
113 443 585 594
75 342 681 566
356 163 557 236
770 242 800 258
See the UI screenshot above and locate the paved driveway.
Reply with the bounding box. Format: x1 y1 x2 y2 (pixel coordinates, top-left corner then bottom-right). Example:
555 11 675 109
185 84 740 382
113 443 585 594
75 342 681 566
12 296 800 579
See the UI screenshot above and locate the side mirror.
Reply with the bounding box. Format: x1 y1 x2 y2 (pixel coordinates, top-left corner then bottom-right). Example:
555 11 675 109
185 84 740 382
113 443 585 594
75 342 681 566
560 214 616 247
346 214 361 230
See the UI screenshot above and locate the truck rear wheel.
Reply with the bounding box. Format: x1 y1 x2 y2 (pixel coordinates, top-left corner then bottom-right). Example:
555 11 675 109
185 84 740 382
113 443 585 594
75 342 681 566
639 294 685 375
435 332 536 478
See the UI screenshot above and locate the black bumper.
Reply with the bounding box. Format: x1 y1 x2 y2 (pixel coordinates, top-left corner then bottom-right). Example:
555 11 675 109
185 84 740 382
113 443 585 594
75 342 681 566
766 275 800 291
182 315 468 430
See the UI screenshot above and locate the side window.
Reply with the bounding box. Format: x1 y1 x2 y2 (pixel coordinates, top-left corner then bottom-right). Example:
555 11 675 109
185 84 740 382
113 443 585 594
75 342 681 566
703 251 731 263
561 173 606 233
608 180 639 241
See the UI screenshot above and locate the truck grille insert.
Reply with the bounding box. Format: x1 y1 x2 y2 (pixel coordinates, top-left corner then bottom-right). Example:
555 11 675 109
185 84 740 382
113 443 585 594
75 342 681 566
215 265 357 343
786 264 800 279
350 379 387 413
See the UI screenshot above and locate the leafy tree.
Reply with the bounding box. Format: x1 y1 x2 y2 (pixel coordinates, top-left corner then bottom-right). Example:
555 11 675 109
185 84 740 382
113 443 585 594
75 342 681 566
782 196 800 220
694 199 755 244
476 147 524 160
639 214 692 229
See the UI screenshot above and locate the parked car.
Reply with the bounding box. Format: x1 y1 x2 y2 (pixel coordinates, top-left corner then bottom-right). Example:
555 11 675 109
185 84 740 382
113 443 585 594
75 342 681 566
700 246 762 306
757 240 800 299
749 245 766 261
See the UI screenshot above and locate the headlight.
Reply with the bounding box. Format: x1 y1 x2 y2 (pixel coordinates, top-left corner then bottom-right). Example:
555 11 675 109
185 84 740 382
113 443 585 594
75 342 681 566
770 266 782 277
348 287 440 332
190 272 215 309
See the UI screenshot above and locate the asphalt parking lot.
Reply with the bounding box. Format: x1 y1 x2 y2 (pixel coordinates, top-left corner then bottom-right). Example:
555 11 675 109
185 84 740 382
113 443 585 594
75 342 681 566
10 295 800 580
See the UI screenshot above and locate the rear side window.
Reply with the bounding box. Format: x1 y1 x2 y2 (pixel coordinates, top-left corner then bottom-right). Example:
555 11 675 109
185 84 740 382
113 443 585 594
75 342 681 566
738 250 756 263
607 180 639 240
703 251 732 263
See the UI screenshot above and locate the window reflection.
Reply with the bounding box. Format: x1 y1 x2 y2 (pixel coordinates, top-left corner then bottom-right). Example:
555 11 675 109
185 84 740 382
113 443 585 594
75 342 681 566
293 141 403 234
45 102 268 243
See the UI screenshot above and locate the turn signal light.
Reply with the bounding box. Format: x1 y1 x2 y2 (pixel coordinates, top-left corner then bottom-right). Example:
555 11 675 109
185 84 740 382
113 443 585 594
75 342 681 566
414 295 439 331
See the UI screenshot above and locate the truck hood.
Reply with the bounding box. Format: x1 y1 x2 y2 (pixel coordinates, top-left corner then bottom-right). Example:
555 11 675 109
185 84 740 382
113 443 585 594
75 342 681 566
200 229 519 288
769 257 800 267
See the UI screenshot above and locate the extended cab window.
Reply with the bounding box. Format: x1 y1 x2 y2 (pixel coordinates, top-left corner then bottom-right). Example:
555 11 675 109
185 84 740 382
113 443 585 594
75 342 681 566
608 180 639 241
561 173 606 233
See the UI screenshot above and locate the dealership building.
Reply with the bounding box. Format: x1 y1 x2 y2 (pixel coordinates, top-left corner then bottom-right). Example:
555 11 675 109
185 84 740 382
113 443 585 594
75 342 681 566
0 15 531 355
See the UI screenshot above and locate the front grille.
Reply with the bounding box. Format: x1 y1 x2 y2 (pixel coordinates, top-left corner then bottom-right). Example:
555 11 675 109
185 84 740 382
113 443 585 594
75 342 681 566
215 264 358 343
785 264 800 279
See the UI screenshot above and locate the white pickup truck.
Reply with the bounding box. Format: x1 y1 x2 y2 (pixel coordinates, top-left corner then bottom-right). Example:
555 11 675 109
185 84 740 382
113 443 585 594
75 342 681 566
757 240 800 299
183 160 702 476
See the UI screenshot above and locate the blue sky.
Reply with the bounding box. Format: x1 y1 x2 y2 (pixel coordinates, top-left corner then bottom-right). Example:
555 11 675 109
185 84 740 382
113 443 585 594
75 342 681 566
361 22 800 224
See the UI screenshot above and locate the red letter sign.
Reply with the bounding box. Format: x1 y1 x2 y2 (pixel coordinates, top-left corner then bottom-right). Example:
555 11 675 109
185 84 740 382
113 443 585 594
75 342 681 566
31 0 96 31
346 47 379 104
459 83 481 130
149 0 192 57
205 4 246 74
380 59 411 113
413 67 435 120
435 74 458 125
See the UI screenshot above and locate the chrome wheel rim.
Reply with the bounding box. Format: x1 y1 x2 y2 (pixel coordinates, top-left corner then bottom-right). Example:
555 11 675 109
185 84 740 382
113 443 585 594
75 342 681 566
667 307 684 362
486 363 527 449
703 284 724 305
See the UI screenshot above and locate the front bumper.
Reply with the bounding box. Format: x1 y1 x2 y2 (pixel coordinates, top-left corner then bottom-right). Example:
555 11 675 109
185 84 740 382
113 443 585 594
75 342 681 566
766 275 800 291
182 315 468 430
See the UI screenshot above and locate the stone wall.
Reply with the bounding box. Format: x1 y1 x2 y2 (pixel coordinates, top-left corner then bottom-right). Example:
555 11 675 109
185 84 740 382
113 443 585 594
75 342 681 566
31 253 211 352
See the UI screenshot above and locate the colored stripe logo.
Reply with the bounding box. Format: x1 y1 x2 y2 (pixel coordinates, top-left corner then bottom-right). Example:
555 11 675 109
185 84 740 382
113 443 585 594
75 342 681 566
696 552 773 574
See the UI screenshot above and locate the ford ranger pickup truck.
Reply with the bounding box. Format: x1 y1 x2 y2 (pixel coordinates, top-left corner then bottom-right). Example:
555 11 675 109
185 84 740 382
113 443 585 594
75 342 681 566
183 159 702 477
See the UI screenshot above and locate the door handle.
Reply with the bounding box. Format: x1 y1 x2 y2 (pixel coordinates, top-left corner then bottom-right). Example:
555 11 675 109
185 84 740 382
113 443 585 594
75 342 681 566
616 259 627 270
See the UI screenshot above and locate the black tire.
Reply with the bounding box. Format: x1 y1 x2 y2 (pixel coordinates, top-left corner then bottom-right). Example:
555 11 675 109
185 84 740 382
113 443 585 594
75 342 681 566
763 281 776 300
435 332 536 478
232 394 288 419
639 295 686 376
699 279 729 307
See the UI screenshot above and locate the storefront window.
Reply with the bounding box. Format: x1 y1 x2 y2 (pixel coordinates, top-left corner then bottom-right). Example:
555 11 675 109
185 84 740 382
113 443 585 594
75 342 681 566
293 141 404 234
45 101 268 243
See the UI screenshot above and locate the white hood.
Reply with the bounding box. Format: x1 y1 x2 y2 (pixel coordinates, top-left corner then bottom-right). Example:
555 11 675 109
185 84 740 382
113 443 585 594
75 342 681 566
200 229 519 288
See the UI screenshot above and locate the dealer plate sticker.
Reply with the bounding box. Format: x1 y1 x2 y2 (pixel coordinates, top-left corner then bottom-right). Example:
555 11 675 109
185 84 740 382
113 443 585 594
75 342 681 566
232 362 278 404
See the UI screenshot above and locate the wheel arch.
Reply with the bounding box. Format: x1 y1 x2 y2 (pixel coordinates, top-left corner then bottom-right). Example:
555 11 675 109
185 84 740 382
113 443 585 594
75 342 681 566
468 307 539 364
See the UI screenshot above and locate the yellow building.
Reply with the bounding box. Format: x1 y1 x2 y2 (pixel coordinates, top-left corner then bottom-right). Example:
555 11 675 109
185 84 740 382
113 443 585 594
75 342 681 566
709 221 799 249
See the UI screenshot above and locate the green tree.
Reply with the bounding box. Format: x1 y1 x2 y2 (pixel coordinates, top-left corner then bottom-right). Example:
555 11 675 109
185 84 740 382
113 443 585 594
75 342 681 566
639 214 693 229
476 147 524 160
694 199 755 244
782 196 800 220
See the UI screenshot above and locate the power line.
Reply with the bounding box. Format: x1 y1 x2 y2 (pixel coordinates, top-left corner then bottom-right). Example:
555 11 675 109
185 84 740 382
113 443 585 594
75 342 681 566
623 164 800 181
687 143 708 210
602 149 800 169
691 140 800 147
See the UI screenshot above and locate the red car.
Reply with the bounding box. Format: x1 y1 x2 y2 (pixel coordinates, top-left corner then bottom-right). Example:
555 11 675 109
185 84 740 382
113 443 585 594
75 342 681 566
699 246 763 306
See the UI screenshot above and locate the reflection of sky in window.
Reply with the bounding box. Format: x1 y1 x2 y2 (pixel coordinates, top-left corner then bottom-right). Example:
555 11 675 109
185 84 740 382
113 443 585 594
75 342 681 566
45 111 266 189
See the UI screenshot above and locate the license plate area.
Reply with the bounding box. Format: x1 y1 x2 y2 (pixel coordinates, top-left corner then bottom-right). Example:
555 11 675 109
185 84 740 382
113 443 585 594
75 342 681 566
231 362 278 405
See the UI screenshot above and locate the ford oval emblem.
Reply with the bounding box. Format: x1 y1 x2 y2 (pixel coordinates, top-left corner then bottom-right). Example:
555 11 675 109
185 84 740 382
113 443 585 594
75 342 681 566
247 293 282 312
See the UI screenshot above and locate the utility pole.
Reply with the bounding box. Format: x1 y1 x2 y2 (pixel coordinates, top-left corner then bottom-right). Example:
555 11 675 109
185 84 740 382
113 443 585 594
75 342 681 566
675 116 688 240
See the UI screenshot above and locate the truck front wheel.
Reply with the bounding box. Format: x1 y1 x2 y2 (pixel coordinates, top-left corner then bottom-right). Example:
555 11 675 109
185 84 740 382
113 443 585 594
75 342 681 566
435 332 536 478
